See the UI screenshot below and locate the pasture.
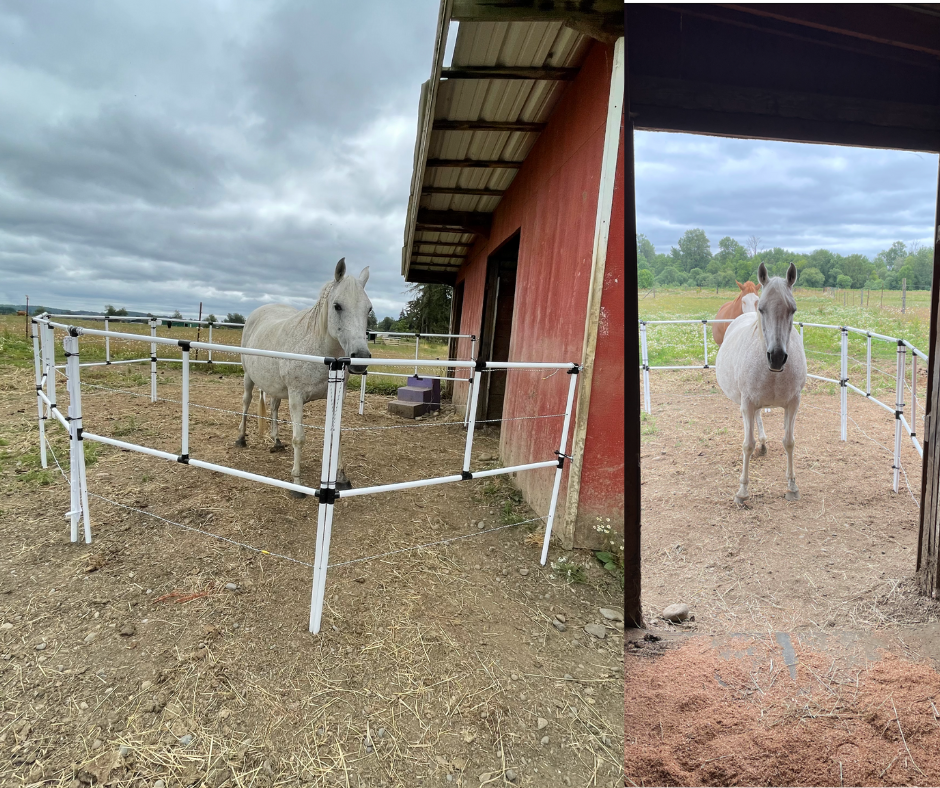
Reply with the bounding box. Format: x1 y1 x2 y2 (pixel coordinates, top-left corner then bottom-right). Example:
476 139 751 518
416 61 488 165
0 316 623 786
627 287 940 787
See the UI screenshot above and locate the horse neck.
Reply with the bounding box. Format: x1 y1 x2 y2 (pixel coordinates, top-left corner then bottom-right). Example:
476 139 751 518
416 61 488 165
296 290 344 357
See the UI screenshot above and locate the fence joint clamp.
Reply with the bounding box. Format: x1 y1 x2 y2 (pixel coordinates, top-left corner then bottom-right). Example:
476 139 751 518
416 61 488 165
318 487 337 504
461 470 473 480
178 340 191 352
474 358 487 371
177 454 189 464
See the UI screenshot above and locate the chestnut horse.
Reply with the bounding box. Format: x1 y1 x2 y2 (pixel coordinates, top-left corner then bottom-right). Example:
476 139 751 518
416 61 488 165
712 281 761 345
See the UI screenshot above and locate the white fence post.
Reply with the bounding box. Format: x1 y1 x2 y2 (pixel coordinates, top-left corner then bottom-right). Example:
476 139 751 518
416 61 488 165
31 320 47 469
414 334 420 377
640 322 651 415
42 322 57 418
463 370 483 472
150 318 158 403
840 327 848 442
309 360 347 634
64 331 92 544
893 340 905 493
359 371 367 416
208 323 213 364
866 333 872 396
912 352 918 440
181 343 190 460
104 317 110 364
540 367 580 565
702 320 709 368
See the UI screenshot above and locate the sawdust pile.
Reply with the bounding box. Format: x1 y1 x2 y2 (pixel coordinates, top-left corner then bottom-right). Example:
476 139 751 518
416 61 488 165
626 635 940 787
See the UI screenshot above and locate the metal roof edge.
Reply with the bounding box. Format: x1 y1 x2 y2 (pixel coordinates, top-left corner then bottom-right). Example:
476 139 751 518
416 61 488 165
402 0 454 282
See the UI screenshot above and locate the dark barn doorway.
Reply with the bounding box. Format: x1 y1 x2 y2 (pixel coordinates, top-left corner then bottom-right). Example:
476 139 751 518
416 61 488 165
478 231 519 425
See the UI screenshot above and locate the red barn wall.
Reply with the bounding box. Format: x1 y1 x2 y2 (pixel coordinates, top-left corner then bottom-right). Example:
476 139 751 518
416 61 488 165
451 40 624 546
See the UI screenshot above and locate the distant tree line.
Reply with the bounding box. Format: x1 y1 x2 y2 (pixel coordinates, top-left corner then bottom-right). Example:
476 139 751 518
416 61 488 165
637 230 933 291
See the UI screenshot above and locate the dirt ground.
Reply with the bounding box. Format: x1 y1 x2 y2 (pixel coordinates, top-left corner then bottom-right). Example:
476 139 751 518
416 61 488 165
627 371 940 787
0 360 623 787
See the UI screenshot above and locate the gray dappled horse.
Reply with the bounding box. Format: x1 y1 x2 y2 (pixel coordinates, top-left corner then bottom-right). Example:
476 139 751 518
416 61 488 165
715 263 807 505
235 258 372 497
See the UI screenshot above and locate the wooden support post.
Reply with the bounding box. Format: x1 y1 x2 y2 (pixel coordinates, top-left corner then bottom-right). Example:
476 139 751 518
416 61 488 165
917 163 940 598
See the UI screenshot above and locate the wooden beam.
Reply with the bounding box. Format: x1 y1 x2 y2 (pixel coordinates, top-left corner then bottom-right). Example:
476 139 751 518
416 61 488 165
432 120 547 132
632 76 940 131
421 186 506 197
413 241 474 249
409 252 467 259
406 269 458 285
633 104 940 153
425 158 523 169
416 209 492 235
720 4 940 59
918 162 940 597
451 0 624 41
441 66 578 80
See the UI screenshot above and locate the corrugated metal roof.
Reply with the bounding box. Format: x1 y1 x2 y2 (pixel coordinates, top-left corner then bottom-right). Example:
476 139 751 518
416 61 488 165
401 1 622 284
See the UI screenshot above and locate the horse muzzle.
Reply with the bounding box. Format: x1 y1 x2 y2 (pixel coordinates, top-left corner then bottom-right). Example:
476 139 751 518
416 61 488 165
767 349 788 372
349 350 371 375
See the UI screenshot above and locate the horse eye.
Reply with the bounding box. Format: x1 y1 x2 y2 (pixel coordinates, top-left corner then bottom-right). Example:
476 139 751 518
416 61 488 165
334 303 342 312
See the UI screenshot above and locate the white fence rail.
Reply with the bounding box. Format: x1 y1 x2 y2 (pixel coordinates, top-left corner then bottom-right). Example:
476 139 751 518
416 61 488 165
639 318 928 494
31 315 579 634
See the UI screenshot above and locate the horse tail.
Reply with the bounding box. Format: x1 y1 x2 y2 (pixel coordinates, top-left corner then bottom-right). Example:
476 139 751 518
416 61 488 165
258 391 266 437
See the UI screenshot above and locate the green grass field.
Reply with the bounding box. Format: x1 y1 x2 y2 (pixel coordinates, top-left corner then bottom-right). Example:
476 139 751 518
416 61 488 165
638 287 931 399
0 314 458 396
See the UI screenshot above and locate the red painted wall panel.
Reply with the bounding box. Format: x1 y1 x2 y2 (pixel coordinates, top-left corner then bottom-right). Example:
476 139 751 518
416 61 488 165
451 42 624 540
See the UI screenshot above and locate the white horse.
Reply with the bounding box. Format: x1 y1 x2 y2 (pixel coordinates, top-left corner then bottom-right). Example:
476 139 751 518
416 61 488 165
715 263 806 504
235 258 372 497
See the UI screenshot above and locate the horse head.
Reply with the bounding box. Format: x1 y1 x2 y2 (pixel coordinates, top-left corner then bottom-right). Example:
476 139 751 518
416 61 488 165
327 258 372 374
737 280 761 297
756 262 797 372
741 293 759 313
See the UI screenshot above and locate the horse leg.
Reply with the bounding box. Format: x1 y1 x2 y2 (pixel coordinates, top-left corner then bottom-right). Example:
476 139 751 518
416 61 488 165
735 402 757 504
783 397 800 501
754 411 767 456
287 390 306 499
269 397 286 452
235 375 254 448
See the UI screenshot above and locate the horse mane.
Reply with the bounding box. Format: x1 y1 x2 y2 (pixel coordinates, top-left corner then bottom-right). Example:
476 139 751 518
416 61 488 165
303 279 337 335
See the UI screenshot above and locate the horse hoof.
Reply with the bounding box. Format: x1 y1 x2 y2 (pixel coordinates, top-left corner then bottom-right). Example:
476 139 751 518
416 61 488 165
289 489 307 499
755 444 767 457
785 490 801 501
234 438 247 448
269 441 286 453
335 480 353 491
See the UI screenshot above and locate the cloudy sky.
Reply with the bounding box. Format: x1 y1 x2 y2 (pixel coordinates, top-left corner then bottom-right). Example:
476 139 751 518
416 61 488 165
636 131 939 260
0 0 441 319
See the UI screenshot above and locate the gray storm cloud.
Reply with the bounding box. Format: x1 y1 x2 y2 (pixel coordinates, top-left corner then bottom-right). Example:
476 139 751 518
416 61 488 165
635 132 938 259
0 0 437 318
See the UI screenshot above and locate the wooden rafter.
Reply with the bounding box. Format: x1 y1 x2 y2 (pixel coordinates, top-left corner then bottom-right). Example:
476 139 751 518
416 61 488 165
416 209 492 235
421 186 506 197
441 66 578 80
432 120 547 132
425 159 522 169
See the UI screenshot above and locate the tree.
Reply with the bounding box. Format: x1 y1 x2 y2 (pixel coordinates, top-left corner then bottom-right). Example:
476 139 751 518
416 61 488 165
656 266 684 286
636 234 656 268
637 269 654 289
840 254 874 288
670 228 712 273
800 267 825 288
378 316 394 331
104 305 128 316
745 235 763 258
205 314 217 325
836 274 853 289
367 309 377 330
226 313 246 325
874 241 907 271
171 309 183 319
397 284 452 334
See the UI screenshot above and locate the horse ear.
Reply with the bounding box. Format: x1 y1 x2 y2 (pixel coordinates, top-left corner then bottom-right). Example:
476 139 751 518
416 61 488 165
334 258 346 282
736 281 744 291
359 267 370 287
757 263 769 287
786 262 798 288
